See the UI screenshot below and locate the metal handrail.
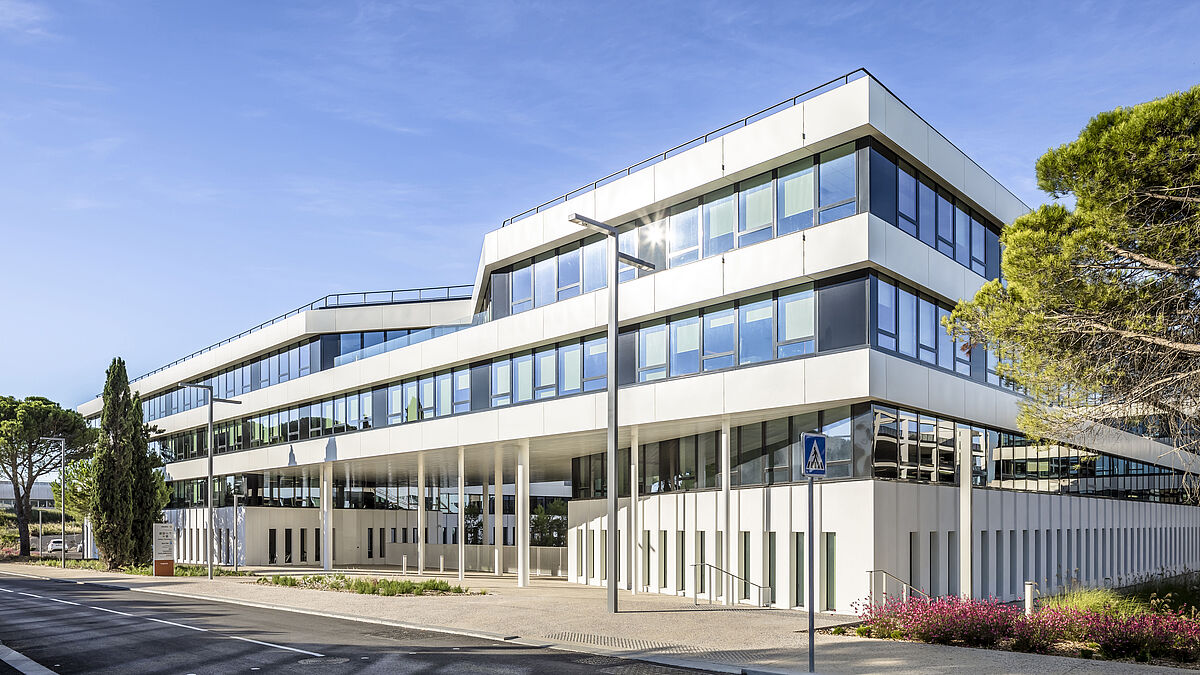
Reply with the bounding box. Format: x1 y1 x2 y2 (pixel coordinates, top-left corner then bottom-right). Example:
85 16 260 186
867 568 930 602
129 284 473 383
690 562 773 608
501 69 870 228
501 65 1030 230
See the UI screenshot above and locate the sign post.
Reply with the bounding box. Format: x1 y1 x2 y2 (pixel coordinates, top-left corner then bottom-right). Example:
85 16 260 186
232 476 243 573
801 433 827 674
153 522 175 577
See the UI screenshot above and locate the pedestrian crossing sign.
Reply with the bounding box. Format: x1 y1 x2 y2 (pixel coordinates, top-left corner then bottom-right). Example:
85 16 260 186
802 433 827 478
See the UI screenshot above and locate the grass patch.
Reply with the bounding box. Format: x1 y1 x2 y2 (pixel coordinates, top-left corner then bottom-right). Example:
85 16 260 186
1040 586 1150 617
25 558 249 577
258 573 471 596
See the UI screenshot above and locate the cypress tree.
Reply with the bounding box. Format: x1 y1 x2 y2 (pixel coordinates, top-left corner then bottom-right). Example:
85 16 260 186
129 391 158 565
92 358 135 568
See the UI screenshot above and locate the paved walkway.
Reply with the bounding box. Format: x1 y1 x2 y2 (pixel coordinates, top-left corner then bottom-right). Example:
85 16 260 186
1 563 1190 674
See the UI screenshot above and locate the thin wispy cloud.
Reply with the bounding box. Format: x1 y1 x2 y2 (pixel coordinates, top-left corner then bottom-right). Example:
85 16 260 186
0 0 54 40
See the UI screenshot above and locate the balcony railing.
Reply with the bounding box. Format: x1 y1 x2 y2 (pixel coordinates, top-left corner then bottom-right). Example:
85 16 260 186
500 69 870 228
130 284 473 384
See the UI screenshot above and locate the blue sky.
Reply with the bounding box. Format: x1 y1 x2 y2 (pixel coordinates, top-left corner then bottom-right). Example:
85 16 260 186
1 0 1197 409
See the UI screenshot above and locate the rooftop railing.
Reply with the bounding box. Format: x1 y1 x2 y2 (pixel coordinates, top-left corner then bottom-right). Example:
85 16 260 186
501 66 1030 229
500 69 869 228
130 284 473 384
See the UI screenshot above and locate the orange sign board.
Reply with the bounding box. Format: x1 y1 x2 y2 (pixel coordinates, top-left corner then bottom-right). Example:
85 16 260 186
153 559 175 576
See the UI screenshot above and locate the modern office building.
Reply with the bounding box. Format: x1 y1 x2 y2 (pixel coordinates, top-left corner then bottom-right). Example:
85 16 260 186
79 70 1199 612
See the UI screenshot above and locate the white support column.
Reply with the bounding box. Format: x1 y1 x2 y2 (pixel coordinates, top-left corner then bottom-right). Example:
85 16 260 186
494 447 503 576
720 420 732 606
321 462 333 571
458 446 466 583
629 426 639 592
417 453 426 575
517 441 531 587
959 433 973 599
482 469 490 573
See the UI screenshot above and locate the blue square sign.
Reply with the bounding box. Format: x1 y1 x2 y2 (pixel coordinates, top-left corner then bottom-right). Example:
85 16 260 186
801 433 827 478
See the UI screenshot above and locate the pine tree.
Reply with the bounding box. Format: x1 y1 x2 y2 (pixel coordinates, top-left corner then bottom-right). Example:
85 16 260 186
92 358 135 568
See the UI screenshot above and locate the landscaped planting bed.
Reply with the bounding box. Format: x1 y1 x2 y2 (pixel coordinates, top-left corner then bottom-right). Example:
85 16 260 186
257 573 477 596
22 558 250 576
842 587 1200 668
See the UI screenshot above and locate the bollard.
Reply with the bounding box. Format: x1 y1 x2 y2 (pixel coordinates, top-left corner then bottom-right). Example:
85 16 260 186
1024 581 1036 616
402 554 408 575
440 554 445 574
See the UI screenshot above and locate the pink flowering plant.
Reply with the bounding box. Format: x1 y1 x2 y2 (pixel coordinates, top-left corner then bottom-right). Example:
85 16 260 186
855 592 1200 662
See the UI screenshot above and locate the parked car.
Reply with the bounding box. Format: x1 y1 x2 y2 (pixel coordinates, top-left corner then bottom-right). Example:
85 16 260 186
46 539 64 553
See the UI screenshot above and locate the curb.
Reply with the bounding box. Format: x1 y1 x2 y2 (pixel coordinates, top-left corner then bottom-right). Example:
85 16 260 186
1 566 769 674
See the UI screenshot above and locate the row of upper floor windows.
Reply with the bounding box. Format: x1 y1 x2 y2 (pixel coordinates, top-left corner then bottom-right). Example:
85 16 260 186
151 269 1040 463
140 326 469 422
166 471 563 513
152 278 862 462
570 402 1194 506
485 137 1003 320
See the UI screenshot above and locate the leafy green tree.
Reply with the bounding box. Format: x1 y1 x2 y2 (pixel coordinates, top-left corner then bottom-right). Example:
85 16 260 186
0 396 93 556
92 358 138 568
530 499 567 547
52 456 96 521
948 85 1200 474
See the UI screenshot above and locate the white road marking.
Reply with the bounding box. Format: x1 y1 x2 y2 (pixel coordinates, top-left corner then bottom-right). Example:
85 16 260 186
229 636 323 657
146 617 206 632
87 605 134 617
4 579 324 659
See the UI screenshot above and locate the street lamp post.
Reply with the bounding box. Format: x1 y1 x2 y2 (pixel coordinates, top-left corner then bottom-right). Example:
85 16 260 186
178 382 241 580
568 213 655 614
40 437 67 569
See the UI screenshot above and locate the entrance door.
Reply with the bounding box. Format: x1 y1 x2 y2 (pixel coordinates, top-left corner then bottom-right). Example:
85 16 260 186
268 529 277 564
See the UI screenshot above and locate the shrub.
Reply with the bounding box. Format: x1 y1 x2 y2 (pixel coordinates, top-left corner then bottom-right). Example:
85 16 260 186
831 626 846 635
1011 608 1077 653
855 625 871 637
858 596 1017 648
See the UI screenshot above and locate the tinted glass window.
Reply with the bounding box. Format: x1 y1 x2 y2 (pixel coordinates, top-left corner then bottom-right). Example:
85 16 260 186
533 253 556 308
918 178 937 247
818 143 856 210
668 199 700 267
868 148 896 227
557 244 581 300
513 353 534 403
738 173 773 246
899 286 917 357
638 321 667 382
777 157 814 235
582 236 606 293
511 262 533 313
954 203 971 267
702 186 736 258
490 358 511 407
535 347 556 399
936 191 954 257
816 276 867 351
582 336 607 392
669 313 700 376
702 304 736 371
777 285 814 357
558 342 582 395
738 295 773 364
876 277 896 350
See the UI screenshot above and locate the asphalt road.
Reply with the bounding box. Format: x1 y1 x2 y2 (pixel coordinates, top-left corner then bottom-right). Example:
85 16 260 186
0 572 701 674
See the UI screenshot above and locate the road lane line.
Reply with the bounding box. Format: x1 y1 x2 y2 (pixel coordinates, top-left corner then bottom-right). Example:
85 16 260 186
1 575 325 659
228 636 323 657
0 587 12 592
0 644 57 675
146 617 207 632
87 606 133 617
